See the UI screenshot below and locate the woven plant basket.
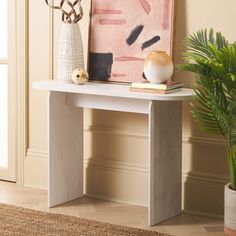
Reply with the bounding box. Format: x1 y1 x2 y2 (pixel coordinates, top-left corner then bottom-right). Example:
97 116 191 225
57 22 84 82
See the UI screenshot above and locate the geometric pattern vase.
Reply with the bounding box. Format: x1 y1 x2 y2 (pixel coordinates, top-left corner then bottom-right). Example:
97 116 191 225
57 23 84 82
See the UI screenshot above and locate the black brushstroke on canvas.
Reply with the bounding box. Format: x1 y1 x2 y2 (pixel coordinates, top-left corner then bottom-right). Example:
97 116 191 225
126 25 144 45
142 72 147 80
89 52 113 81
141 35 161 50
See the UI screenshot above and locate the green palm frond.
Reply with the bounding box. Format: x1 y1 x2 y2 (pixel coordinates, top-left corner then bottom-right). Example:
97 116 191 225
181 29 236 189
183 29 228 62
192 86 228 136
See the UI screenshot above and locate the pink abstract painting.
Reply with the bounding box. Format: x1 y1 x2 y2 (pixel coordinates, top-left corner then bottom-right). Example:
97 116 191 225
89 0 174 83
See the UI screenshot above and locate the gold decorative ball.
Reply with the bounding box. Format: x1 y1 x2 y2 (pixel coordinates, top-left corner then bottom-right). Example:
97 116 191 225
71 68 89 85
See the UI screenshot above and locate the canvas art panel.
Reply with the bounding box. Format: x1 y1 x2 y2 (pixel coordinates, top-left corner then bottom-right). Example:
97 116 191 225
89 0 174 83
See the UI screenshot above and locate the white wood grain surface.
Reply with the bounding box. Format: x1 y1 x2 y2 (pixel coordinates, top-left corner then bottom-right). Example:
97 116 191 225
149 101 182 225
33 80 193 101
34 80 193 226
48 92 83 207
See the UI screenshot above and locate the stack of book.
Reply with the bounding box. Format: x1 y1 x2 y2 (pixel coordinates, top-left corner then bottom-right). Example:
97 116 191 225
129 81 184 94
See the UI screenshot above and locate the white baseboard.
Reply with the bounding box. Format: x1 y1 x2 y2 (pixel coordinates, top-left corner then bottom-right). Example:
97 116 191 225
23 149 48 190
22 130 228 217
183 209 223 219
85 193 147 207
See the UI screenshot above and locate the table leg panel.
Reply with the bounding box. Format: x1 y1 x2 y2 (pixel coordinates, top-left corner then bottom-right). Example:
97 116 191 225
48 92 83 207
148 101 182 225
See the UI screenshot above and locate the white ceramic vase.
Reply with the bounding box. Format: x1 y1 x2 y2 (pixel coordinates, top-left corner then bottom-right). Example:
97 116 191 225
225 183 236 236
57 23 84 82
143 51 174 84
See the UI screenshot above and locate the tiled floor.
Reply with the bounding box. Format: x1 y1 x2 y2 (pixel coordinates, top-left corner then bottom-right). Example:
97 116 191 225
0 181 225 236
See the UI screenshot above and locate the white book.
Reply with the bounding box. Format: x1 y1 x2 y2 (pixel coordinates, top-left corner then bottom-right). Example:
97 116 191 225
131 81 184 90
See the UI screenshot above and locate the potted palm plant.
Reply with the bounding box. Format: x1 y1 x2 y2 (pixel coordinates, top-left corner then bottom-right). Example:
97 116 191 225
181 29 236 236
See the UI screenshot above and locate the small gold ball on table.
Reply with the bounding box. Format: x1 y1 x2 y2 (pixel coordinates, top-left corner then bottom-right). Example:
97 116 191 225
71 68 89 85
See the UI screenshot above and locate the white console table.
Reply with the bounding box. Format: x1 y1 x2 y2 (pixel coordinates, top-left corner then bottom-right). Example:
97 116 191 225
33 80 193 226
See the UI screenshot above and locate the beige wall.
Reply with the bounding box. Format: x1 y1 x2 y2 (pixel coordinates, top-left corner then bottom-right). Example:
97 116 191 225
22 0 236 217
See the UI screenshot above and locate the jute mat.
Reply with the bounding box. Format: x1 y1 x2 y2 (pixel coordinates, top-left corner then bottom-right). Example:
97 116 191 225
0 203 171 236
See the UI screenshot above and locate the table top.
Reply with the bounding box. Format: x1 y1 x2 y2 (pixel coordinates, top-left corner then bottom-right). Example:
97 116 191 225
33 80 193 101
